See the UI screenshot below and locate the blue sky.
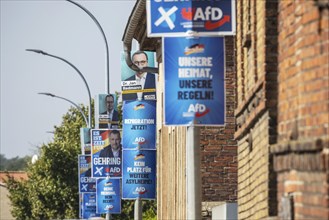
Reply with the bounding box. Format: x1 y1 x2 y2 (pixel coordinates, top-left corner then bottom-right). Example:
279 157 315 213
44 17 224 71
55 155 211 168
0 0 136 158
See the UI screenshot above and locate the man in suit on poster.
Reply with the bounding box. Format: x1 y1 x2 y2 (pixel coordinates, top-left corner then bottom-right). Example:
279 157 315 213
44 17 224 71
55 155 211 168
99 94 119 129
99 130 122 159
122 51 156 101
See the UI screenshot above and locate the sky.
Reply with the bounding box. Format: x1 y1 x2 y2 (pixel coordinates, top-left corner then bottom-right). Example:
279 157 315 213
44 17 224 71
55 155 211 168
0 0 136 159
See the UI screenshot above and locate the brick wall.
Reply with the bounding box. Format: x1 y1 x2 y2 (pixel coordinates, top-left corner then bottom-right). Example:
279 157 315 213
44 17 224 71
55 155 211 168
235 0 279 219
272 0 329 219
201 37 237 203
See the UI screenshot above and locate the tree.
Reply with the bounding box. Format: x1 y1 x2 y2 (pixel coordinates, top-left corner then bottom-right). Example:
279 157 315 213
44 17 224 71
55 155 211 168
5 103 89 219
0 154 31 171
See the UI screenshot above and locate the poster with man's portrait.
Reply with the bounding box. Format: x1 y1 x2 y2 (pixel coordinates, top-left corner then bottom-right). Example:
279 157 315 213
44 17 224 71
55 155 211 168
91 129 122 178
95 94 119 129
121 51 157 101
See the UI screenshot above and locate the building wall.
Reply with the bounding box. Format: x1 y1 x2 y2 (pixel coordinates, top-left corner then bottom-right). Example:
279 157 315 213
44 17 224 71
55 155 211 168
236 0 329 219
272 0 329 219
235 0 278 219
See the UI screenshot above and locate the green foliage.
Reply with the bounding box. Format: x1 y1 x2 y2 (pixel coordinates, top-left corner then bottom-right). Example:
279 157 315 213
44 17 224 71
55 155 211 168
0 154 31 171
4 103 89 219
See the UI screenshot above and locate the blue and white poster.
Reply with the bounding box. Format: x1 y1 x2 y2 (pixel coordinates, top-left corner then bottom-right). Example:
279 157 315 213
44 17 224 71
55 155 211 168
96 178 121 214
164 36 225 126
122 150 156 199
147 0 236 37
123 100 156 149
91 129 122 178
81 193 101 219
79 155 96 193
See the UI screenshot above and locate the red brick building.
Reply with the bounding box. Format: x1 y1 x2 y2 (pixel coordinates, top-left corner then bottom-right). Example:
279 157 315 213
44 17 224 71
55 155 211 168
236 0 328 219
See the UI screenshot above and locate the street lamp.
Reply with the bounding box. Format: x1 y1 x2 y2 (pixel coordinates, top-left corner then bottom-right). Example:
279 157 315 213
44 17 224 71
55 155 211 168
38 92 89 127
26 49 92 128
66 0 110 94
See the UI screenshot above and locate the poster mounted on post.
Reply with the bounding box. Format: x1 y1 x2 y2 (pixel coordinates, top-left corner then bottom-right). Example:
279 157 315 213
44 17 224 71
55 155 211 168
91 129 122 178
81 193 101 219
78 155 96 193
121 51 157 101
123 100 156 150
96 178 121 214
147 0 236 37
122 149 156 199
95 94 119 129
164 36 225 126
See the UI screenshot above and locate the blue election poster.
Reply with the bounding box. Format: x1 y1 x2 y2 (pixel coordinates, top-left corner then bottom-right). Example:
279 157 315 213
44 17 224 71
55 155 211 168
164 36 225 126
123 100 156 149
91 129 122 178
122 150 156 199
147 0 236 37
82 193 101 219
96 178 121 214
79 155 96 193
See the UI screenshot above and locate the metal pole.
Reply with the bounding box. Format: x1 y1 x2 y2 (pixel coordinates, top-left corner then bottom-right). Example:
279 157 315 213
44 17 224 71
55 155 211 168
65 0 110 94
38 92 89 127
26 49 92 128
134 198 142 220
186 126 201 219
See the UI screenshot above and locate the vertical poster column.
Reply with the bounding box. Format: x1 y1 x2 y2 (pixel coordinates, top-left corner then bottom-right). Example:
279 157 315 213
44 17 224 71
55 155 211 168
164 36 226 126
91 129 122 178
122 100 157 199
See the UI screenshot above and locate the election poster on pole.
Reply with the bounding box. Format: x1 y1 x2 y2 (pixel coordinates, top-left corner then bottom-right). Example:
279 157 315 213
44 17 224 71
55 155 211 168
78 155 96 193
164 36 225 126
95 94 119 129
96 178 121 214
147 0 236 37
123 100 156 149
81 193 101 219
91 129 122 178
122 150 156 199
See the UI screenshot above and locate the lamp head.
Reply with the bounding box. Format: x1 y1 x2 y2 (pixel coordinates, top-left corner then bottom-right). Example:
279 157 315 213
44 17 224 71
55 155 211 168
38 92 55 97
26 49 48 55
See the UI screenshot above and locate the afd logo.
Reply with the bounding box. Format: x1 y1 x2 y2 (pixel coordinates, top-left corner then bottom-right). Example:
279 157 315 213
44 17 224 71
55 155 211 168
181 6 230 30
188 103 210 118
134 137 147 145
134 186 147 195
105 204 114 210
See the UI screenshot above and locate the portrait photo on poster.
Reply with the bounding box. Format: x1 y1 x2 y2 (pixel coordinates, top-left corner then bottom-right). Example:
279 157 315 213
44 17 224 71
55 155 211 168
97 94 119 129
121 51 158 101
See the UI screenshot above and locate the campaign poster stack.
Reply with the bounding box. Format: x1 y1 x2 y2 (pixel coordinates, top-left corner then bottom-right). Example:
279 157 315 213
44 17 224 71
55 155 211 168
122 100 157 200
91 128 123 214
78 154 100 218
